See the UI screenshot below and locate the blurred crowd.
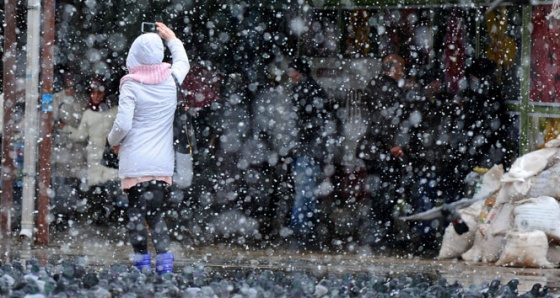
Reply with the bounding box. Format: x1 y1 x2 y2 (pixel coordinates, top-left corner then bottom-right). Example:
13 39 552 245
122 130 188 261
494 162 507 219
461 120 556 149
2 50 516 257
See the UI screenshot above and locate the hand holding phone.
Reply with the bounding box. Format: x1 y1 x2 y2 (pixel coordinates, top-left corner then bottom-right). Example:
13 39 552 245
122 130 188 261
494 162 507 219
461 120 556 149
154 23 177 41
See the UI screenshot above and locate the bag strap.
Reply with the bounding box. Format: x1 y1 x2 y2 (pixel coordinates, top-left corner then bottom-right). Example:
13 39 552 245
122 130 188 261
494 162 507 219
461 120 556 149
171 74 186 103
171 74 194 155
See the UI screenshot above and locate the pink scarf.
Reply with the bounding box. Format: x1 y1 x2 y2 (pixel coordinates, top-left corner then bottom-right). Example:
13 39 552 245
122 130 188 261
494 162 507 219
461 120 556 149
119 63 172 90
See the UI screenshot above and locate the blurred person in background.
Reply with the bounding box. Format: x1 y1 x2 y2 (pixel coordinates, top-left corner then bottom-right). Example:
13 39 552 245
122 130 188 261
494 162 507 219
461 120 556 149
286 57 331 251
400 67 462 254
458 58 514 175
247 61 295 245
67 76 119 226
51 71 88 231
356 54 409 251
108 22 190 275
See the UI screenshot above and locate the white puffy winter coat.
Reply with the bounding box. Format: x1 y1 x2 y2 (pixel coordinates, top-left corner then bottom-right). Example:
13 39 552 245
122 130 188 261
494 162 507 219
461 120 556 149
108 36 190 180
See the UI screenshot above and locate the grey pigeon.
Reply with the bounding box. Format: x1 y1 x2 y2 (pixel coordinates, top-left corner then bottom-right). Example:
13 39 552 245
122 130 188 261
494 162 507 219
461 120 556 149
519 283 541 298
481 279 501 297
82 271 99 289
538 285 553 298
400 196 489 221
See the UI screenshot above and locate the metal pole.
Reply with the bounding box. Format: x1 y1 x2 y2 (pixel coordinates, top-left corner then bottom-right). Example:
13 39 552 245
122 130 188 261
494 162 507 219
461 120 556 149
1 0 18 262
20 0 42 241
36 0 55 246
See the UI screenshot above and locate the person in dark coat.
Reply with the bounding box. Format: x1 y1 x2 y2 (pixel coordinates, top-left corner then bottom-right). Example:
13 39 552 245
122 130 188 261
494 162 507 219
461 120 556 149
403 68 464 252
356 54 409 250
458 58 514 174
287 57 331 251
412 71 465 204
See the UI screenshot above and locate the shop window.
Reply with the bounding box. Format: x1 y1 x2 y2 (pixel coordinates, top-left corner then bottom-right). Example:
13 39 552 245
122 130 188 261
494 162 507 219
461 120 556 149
531 115 560 148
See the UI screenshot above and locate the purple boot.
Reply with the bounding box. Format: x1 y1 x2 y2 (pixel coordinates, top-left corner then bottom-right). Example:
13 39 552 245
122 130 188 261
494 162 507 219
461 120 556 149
155 252 174 275
133 253 151 272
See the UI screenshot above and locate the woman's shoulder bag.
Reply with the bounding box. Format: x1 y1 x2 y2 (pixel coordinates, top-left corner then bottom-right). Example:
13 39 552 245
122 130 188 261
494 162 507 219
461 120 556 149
172 74 196 155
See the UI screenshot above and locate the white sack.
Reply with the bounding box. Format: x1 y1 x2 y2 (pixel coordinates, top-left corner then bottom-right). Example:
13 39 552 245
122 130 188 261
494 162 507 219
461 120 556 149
545 136 560 148
461 228 484 262
495 230 555 268
494 181 529 206
495 147 560 206
461 225 505 263
547 245 560 264
487 202 514 236
513 196 560 241
497 148 560 202
527 163 560 199
503 148 558 181
473 164 504 201
437 201 483 259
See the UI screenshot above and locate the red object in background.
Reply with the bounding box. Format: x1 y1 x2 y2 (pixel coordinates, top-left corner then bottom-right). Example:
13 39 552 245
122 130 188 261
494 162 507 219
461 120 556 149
181 63 222 108
530 5 560 103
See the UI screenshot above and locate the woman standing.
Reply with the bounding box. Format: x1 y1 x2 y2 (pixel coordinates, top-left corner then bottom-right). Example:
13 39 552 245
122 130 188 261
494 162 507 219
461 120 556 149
67 77 119 225
107 22 189 275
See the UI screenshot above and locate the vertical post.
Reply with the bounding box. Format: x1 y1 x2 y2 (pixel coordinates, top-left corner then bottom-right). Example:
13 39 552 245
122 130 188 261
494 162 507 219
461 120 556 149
20 0 41 241
1 0 18 262
519 5 532 155
36 0 55 246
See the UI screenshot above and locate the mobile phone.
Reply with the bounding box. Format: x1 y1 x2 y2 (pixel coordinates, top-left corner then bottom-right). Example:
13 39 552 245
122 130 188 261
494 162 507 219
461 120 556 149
141 22 157 33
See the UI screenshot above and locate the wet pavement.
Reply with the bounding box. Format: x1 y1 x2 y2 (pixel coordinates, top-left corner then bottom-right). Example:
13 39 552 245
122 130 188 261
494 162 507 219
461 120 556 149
4 220 560 295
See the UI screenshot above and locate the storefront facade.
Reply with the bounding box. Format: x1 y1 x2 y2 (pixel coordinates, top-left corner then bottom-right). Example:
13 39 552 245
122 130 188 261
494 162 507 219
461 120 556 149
4 0 558 245
300 1 560 158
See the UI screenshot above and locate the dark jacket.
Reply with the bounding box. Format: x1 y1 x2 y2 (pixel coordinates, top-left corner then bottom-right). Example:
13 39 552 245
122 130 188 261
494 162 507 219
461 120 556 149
356 74 406 165
457 58 514 172
290 75 330 162
459 81 510 172
404 89 463 174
